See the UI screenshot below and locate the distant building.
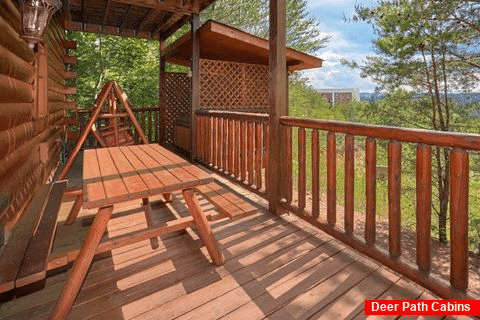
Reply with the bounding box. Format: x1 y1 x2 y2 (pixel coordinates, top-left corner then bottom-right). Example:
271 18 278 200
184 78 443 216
318 88 360 106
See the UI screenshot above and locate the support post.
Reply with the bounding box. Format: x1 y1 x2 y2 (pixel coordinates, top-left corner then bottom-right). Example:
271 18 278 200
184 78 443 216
190 14 200 161
267 0 287 214
159 39 166 145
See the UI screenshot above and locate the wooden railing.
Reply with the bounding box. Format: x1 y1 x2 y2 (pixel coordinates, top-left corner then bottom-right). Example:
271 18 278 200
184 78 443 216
76 106 160 148
195 110 269 198
279 116 480 299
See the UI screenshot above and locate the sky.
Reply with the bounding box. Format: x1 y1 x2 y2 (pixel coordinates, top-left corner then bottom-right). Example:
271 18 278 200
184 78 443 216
304 0 379 92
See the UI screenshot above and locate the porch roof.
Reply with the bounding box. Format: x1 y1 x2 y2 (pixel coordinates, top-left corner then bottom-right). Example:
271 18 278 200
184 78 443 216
61 0 216 40
161 20 323 71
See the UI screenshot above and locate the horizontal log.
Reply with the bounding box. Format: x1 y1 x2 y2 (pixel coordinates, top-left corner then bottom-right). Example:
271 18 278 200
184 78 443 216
63 40 77 50
48 90 66 103
0 127 53 180
0 157 43 225
195 109 269 123
0 44 33 84
49 101 77 112
0 74 34 103
0 16 34 63
0 0 21 33
0 103 33 131
49 110 65 126
0 120 35 162
280 116 480 151
63 71 77 80
47 63 66 85
63 55 77 65
63 87 77 95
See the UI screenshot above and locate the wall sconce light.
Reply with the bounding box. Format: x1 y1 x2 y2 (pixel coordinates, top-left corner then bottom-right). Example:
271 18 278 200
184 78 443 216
20 0 61 49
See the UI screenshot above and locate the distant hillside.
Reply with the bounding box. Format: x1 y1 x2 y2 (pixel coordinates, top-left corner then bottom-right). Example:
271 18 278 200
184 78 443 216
360 92 480 105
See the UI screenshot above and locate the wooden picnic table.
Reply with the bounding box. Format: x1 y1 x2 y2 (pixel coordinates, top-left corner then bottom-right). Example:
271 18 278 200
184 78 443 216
51 144 225 320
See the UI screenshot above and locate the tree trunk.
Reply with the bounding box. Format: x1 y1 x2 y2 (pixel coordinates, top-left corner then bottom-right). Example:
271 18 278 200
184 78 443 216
435 146 450 243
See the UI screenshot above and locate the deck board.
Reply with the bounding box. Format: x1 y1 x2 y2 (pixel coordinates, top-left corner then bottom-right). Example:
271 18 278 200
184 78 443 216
0 175 440 320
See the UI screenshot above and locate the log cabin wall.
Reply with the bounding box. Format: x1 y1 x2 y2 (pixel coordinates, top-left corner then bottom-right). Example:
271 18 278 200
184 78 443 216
0 1 70 244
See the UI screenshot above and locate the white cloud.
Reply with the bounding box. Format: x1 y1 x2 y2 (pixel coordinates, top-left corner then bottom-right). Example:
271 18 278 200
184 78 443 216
303 1 378 92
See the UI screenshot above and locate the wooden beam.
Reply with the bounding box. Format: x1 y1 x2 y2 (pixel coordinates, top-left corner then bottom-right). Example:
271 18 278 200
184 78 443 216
151 12 172 35
137 8 155 32
118 5 133 33
64 21 156 40
102 0 112 30
190 14 200 161
158 12 187 39
267 0 287 214
107 0 206 14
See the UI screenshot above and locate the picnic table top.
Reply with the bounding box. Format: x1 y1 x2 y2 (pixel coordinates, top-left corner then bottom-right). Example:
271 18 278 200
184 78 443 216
83 144 213 209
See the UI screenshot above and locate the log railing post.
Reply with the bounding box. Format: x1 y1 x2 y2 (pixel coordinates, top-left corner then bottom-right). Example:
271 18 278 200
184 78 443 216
327 132 336 226
344 134 355 234
416 144 432 272
268 0 287 214
388 140 401 258
365 137 377 245
450 148 469 291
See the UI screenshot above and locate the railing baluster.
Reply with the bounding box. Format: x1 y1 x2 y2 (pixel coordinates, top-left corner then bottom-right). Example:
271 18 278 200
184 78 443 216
228 119 234 175
284 126 292 204
264 123 270 193
388 140 402 258
148 110 152 142
218 118 224 170
212 117 218 169
450 148 469 291
344 134 354 234
247 122 254 185
240 121 247 182
197 116 203 160
223 118 228 173
416 144 431 272
298 127 306 212
235 120 240 177
206 116 212 165
365 137 376 245
327 132 336 226
255 122 263 189
312 129 320 218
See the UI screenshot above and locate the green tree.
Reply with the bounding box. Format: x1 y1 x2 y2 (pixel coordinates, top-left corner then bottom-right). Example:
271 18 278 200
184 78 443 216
343 0 479 242
66 32 160 109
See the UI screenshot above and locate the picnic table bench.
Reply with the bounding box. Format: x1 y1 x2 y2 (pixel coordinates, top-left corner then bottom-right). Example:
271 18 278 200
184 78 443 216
0 180 67 294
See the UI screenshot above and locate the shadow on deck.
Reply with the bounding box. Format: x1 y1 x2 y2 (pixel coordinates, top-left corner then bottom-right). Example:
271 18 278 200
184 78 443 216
0 173 438 320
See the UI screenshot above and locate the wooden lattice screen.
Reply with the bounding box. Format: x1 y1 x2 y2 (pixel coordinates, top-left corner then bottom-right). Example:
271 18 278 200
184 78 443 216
200 59 269 110
163 72 191 144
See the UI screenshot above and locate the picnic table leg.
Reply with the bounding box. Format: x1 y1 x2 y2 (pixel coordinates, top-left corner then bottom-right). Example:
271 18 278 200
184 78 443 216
50 205 113 320
143 198 159 249
162 193 172 202
65 192 83 225
182 189 225 266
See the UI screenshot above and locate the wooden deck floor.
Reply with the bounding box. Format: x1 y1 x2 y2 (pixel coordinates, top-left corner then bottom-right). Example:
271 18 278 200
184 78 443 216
0 177 441 320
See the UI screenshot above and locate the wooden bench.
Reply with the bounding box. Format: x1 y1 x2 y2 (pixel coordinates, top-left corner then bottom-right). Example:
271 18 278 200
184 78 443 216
194 182 258 220
0 180 67 294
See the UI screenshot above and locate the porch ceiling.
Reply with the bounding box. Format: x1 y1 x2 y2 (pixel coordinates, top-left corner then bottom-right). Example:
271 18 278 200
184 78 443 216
161 20 323 71
61 0 215 40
